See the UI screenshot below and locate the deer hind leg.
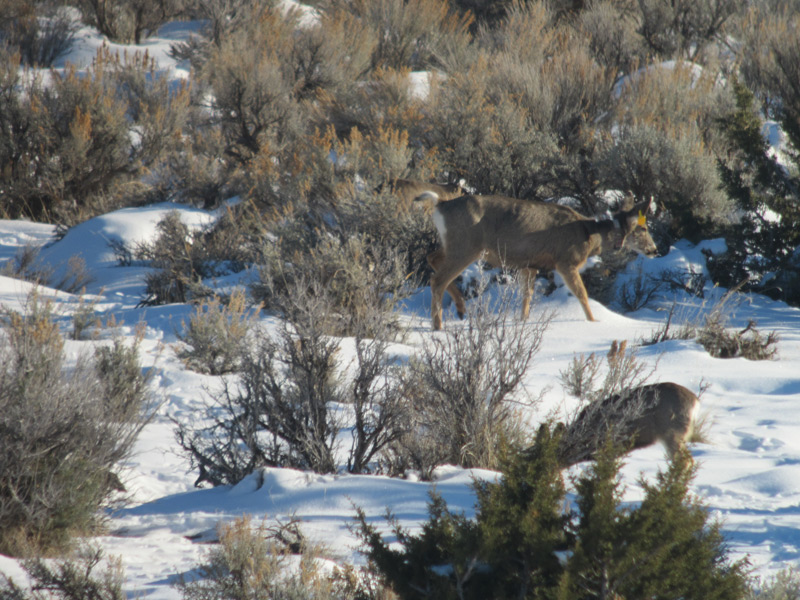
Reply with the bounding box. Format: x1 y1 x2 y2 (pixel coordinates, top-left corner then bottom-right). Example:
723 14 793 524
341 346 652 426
427 248 467 320
556 265 596 321
662 431 691 460
520 268 538 320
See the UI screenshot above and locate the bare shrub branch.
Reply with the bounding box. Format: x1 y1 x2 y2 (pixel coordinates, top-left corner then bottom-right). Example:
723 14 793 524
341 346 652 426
0 544 125 600
176 274 409 484
641 288 780 360
557 340 659 466
0 292 155 555
176 515 384 600
175 290 261 375
394 278 551 477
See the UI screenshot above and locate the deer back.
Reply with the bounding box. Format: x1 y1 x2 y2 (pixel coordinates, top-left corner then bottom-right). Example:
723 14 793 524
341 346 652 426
386 179 463 205
625 382 699 451
434 194 657 270
559 382 699 466
433 195 604 270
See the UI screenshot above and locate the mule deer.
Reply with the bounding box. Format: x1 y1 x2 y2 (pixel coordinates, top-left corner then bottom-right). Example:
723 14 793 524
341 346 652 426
380 178 463 206
557 382 700 467
419 193 657 330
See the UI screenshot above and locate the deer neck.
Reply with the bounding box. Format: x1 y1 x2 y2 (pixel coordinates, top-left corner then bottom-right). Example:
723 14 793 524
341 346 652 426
583 218 624 254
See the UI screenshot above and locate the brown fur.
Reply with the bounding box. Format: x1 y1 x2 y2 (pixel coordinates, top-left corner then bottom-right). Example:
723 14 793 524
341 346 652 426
384 178 463 207
425 194 657 330
561 382 700 466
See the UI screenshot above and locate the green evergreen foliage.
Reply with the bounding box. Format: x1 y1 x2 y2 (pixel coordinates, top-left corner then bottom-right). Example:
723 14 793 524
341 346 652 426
713 78 800 305
560 446 749 599
472 428 569 597
359 430 749 599
358 428 567 599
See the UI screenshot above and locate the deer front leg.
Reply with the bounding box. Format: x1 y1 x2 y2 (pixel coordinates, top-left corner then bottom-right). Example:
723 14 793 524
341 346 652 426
557 265 596 322
431 275 446 330
520 268 538 320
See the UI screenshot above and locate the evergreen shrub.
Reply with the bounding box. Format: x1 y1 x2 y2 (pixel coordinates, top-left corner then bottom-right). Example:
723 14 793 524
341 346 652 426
359 432 750 599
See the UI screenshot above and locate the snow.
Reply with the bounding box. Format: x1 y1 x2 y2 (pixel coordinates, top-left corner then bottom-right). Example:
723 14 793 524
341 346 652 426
3 10 800 597
2 201 800 595
613 59 710 98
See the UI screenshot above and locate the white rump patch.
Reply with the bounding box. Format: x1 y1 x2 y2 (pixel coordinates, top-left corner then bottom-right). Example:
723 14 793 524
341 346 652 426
689 399 700 425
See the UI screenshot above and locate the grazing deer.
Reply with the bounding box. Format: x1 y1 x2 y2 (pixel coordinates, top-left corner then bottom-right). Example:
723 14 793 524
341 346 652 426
558 382 700 467
380 178 463 207
418 193 657 330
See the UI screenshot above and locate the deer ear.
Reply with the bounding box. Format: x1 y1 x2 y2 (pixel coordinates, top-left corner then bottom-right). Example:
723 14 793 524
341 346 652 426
626 198 652 227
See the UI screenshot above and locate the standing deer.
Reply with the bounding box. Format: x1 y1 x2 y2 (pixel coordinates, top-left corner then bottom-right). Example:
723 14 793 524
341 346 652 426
557 382 701 467
417 193 657 330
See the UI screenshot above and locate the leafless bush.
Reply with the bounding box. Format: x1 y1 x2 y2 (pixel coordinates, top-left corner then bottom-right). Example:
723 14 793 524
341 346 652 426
698 315 779 360
0 245 93 294
176 276 409 484
739 6 800 142
598 123 732 241
76 0 183 44
0 544 125 600
170 0 257 62
176 516 387 600
0 47 190 224
1 244 53 285
323 0 473 71
616 265 668 312
318 67 427 141
94 328 153 423
424 7 613 200
424 55 561 199
556 340 657 466
611 58 733 146
70 295 102 340
391 282 551 478
559 340 653 406
0 293 154 555
641 293 780 360
176 290 261 375
338 185 439 288
252 228 410 338
133 211 255 306
653 266 708 298
747 566 800 599
200 6 305 165
641 302 701 346
578 1 644 78
0 1 79 67
637 0 744 61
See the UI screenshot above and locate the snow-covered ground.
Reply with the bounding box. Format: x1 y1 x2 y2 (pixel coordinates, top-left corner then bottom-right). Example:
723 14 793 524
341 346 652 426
2 11 800 598
1 199 799 597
